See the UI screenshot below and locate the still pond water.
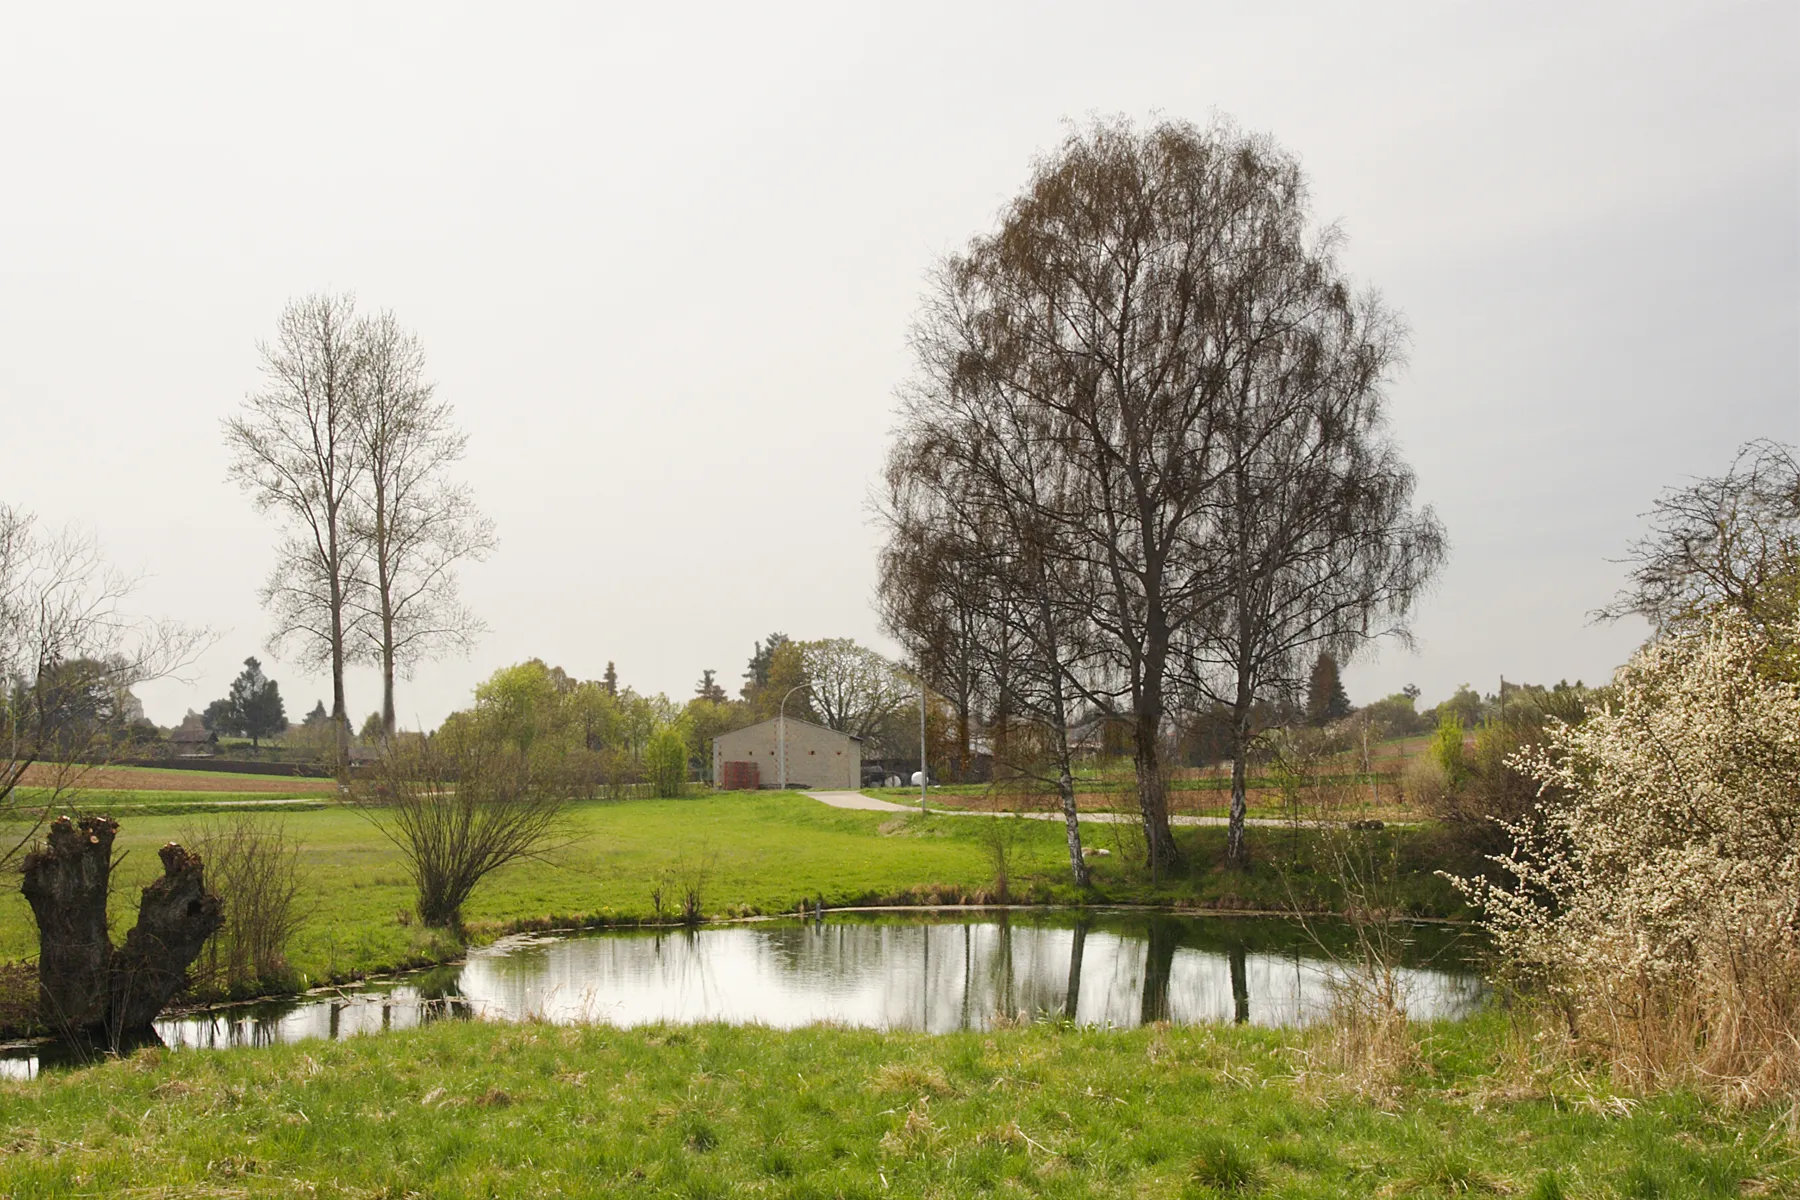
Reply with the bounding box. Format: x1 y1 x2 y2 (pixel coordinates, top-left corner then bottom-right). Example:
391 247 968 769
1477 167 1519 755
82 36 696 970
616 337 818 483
2 910 1483 1079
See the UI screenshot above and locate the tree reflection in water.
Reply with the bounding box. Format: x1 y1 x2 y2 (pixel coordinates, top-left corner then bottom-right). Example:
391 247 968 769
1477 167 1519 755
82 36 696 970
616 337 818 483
1 912 1484 1075
1064 920 1087 1020
1230 943 1250 1024
1140 917 1179 1024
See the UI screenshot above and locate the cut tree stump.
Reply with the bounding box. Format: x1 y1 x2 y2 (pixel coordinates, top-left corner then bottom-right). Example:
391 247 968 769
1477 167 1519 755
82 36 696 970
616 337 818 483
20 816 222 1042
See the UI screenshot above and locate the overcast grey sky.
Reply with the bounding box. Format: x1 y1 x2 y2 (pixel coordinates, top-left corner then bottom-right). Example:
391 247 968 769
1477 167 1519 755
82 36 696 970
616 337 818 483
2 1 1795 728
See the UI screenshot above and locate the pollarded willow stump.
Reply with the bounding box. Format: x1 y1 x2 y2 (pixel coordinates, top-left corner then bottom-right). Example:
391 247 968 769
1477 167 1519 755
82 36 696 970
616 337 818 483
109 843 224 1030
20 817 222 1040
21 816 119 1030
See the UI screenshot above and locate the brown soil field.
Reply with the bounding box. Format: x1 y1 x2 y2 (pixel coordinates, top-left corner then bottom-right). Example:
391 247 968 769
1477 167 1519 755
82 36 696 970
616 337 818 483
18 764 337 793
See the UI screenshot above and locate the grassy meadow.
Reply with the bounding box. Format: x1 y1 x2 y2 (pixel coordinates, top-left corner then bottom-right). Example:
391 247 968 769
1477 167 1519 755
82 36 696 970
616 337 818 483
2 1013 1793 1198
3 771 1793 1196
0 789 1469 1004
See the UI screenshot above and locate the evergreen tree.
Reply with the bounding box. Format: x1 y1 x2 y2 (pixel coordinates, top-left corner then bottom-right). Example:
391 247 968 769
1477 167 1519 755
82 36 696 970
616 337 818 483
740 632 790 699
695 669 728 703
225 656 288 748
302 700 329 727
1304 653 1352 727
601 661 618 697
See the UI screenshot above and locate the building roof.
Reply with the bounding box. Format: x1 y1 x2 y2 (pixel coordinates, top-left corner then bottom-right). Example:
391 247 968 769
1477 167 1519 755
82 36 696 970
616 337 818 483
715 716 863 742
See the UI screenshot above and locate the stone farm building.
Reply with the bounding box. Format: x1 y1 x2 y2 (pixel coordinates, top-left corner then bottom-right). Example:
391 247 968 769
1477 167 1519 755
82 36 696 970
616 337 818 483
712 717 861 791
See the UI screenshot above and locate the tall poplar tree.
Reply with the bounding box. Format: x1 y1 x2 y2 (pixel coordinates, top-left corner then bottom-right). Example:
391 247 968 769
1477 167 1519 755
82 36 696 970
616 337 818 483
225 294 365 780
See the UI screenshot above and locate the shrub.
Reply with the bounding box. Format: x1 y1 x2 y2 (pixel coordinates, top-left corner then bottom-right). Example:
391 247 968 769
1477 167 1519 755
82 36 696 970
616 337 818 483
1428 712 1466 785
1398 751 1449 812
355 735 575 929
1453 614 1800 1102
180 815 305 994
1418 716 1557 867
975 810 1030 902
645 727 688 798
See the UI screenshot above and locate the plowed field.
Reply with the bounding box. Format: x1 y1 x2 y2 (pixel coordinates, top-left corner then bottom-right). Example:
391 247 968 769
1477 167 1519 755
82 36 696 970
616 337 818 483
18 764 336 793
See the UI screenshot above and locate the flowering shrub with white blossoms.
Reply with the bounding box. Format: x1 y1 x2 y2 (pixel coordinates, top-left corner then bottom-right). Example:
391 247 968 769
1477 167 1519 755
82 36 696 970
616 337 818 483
1453 613 1800 1101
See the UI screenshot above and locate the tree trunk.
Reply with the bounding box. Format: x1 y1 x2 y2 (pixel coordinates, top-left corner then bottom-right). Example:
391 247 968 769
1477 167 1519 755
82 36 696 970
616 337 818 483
1132 620 1178 873
1226 698 1253 868
21 816 117 1031
327 505 351 786
1037 591 1086 887
21 818 222 1042
1059 760 1088 888
1132 709 1178 875
381 614 396 743
109 844 224 1033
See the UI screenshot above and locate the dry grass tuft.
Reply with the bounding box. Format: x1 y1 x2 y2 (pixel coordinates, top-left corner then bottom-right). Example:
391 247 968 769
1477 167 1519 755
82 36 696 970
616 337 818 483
868 1061 954 1097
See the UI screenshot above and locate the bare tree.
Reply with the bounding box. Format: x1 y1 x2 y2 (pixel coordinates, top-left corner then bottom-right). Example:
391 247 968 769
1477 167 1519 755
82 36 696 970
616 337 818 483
1182 252 1446 868
350 310 496 741
224 294 366 780
887 115 1444 878
881 407 1098 886
899 117 1318 871
877 524 984 780
355 732 573 929
1597 438 1799 642
0 504 208 868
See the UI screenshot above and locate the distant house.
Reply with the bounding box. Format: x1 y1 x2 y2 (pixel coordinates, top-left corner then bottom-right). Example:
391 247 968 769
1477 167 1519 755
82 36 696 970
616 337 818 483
169 713 218 757
712 717 860 791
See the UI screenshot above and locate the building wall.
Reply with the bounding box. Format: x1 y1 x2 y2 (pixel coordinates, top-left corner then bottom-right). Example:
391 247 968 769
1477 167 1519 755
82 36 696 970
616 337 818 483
712 718 860 790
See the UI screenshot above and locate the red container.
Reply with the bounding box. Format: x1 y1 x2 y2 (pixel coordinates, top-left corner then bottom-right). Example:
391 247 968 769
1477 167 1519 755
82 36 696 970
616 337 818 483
719 760 760 791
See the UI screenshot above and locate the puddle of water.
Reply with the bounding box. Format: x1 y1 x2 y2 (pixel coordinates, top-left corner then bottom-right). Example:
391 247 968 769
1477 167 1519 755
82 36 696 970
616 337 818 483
1 911 1484 1079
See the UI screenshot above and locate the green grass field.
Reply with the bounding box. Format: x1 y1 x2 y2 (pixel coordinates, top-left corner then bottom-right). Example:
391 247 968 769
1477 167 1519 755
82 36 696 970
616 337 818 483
76 763 334 784
2 1013 1789 1198
0 792 1468 1003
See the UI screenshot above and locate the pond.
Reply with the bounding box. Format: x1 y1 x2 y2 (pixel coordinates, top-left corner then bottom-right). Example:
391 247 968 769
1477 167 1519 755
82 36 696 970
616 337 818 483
1 910 1484 1079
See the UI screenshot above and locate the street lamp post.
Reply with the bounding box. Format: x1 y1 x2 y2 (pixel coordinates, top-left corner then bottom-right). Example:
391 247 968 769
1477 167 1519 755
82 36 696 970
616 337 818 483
777 684 809 791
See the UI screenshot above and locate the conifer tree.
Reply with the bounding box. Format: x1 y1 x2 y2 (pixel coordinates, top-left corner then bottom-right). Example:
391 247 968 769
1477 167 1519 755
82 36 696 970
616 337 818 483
1304 653 1352 727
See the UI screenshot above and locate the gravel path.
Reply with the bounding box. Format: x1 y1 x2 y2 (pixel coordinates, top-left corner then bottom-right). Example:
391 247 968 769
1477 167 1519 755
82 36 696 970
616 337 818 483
803 790 1333 829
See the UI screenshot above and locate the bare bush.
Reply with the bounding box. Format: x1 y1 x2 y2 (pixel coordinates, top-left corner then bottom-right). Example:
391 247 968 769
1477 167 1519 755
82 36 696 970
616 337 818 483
1454 614 1800 1104
354 734 574 929
179 815 306 994
976 809 1030 902
1398 751 1449 813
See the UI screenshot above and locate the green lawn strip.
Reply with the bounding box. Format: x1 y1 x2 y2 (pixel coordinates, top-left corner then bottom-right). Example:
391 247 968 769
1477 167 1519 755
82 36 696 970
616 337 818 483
40 763 337 785
0 793 1467 1000
0 1012 1785 1198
